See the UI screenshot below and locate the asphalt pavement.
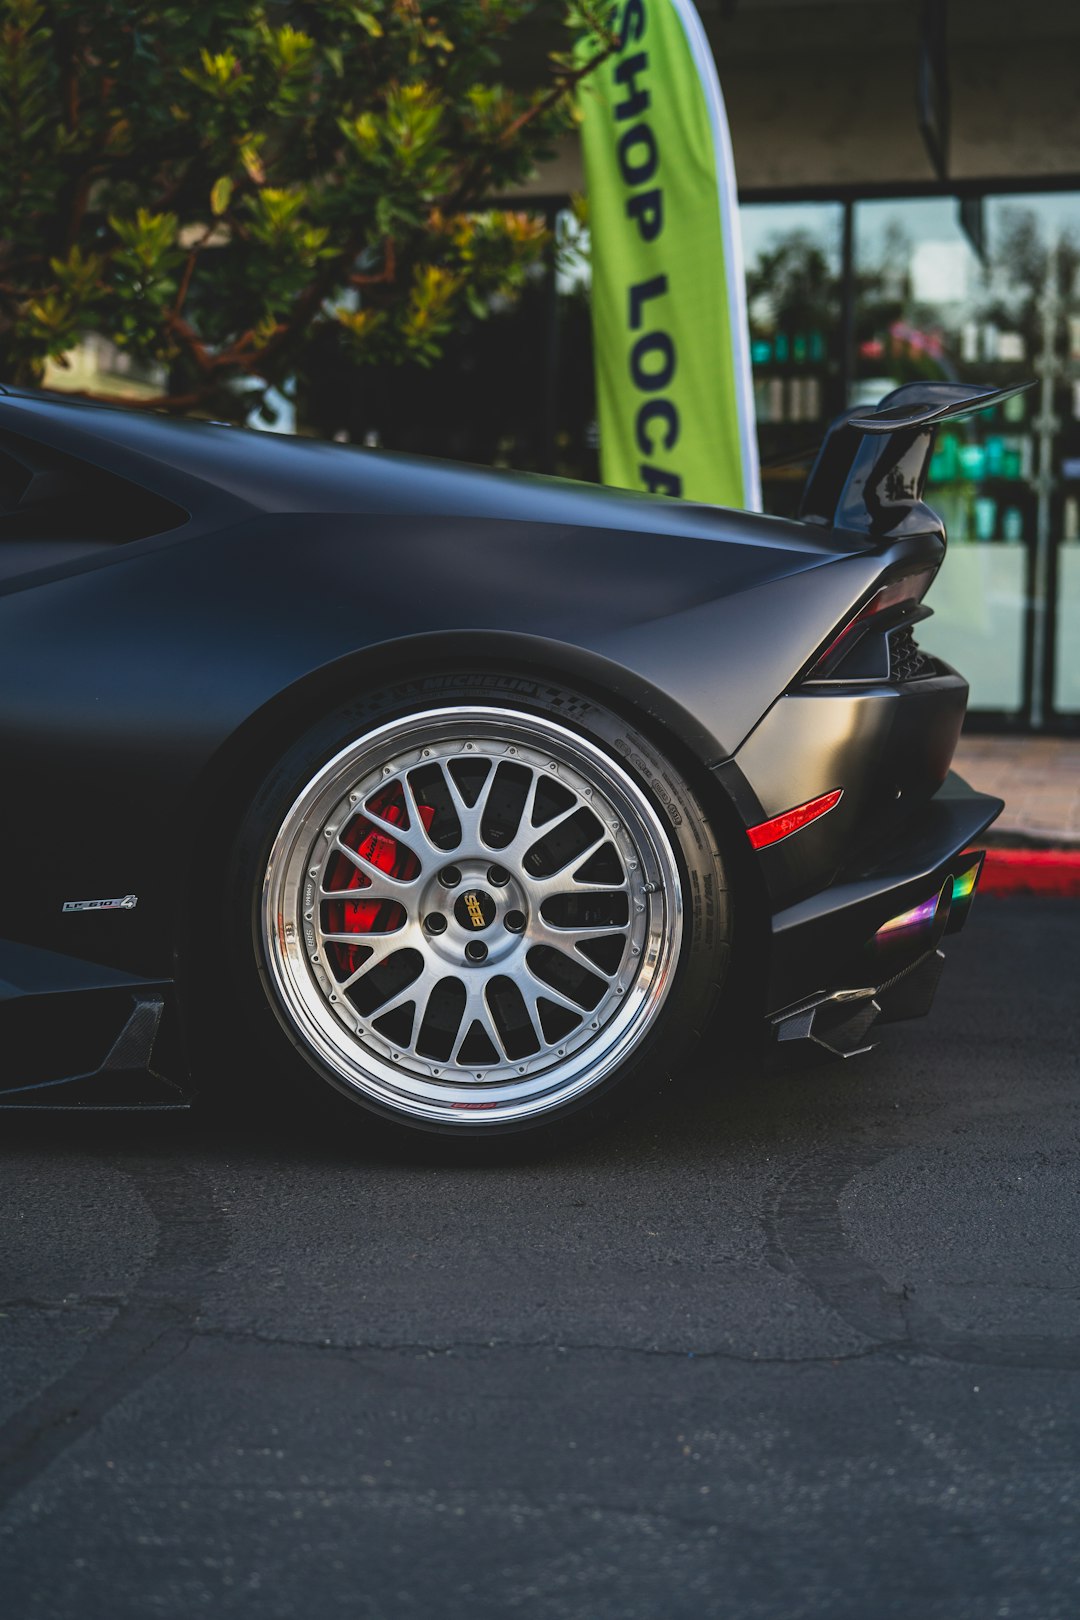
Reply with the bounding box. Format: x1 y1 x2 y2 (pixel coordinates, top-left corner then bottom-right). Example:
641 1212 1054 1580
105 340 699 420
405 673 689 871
1 897 1078 1619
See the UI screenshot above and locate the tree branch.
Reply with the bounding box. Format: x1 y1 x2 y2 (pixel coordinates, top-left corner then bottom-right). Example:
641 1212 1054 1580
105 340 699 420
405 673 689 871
168 217 222 324
348 237 396 288
497 40 617 149
165 314 217 375
250 229 370 373
441 33 618 219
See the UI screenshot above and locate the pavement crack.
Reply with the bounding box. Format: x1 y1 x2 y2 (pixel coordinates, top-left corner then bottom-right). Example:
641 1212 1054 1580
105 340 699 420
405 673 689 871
0 1295 127 1313
759 1139 1080 1371
187 1323 903 1367
0 1158 228 1511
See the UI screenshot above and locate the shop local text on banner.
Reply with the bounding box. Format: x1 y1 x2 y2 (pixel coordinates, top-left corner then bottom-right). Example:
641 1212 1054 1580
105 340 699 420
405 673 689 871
579 0 761 509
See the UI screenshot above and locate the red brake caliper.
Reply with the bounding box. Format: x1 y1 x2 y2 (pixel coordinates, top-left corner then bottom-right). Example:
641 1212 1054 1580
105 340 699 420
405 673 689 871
322 795 435 980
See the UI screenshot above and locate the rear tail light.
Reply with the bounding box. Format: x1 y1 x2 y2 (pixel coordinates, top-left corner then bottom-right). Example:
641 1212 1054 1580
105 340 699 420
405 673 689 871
807 567 938 680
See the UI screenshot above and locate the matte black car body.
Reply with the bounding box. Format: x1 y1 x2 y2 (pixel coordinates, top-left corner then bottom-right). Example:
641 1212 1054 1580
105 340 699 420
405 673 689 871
0 383 1006 1108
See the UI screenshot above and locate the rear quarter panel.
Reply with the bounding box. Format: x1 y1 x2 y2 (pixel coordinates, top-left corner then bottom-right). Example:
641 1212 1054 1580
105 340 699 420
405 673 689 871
0 509 906 979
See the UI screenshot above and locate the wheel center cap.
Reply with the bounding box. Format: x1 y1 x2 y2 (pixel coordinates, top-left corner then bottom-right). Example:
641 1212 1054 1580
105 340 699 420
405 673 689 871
454 888 497 931
453 894 495 933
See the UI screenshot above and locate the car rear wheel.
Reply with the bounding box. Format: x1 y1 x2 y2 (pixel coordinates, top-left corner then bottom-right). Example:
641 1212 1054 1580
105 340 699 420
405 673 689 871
231 674 731 1143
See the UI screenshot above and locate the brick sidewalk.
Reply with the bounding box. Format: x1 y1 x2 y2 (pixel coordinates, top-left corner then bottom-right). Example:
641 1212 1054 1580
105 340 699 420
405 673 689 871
953 735 1080 847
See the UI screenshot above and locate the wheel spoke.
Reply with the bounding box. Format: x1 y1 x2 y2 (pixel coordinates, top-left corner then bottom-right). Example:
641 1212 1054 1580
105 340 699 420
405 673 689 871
519 964 590 1019
533 918 628 937
536 881 632 902
472 754 504 831
443 763 486 845
353 799 429 862
401 772 442 851
551 828 608 876
502 790 580 866
265 705 684 1122
333 838 423 891
529 841 625 899
321 930 406 946
520 770 542 831
514 977 588 1054
363 963 439 1029
566 876 630 893
405 974 458 1060
451 980 508 1066
337 934 408 989
528 919 628 967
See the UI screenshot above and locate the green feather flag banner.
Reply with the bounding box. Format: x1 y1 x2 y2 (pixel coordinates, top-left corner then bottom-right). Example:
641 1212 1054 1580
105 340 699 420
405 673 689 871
578 0 760 510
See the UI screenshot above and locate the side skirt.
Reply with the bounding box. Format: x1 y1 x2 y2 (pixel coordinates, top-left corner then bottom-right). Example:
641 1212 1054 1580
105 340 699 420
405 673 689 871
0 939 191 1109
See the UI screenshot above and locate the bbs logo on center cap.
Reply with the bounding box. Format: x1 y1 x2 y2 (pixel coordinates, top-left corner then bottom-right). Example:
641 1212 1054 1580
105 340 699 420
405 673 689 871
456 889 496 931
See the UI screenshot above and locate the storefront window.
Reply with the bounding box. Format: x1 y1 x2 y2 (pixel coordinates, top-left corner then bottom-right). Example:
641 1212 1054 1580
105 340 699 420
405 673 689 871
740 202 845 519
855 198 1022 714
854 193 1080 722
1011 197 1080 718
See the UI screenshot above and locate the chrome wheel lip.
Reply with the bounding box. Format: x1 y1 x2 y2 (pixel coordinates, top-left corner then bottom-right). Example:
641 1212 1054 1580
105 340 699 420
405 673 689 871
261 706 683 1126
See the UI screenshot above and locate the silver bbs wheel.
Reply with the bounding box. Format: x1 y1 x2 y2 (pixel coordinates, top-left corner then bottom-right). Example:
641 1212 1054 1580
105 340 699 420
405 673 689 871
261 706 684 1126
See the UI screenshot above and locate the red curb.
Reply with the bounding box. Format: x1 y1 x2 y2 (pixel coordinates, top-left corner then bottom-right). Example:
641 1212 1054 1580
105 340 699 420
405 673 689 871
980 848 1080 897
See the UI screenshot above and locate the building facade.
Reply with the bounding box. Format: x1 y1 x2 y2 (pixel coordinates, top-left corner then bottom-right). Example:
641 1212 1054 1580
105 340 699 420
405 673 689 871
510 0 1080 731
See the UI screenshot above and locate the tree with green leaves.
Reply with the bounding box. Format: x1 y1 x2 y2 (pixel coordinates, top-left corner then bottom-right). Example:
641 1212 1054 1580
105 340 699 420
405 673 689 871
0 0 614 417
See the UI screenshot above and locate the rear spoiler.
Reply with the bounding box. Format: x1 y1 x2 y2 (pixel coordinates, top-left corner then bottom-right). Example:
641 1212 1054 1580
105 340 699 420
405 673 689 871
799 381 1033 541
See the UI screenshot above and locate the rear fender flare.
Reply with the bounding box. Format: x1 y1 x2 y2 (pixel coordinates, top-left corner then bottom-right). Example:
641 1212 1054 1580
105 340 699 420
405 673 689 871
175 629 769 1037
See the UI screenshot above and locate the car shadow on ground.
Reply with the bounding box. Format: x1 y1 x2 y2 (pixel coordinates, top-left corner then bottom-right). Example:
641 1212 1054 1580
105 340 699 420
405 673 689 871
6 898 1052 1179
0 1032 929 1177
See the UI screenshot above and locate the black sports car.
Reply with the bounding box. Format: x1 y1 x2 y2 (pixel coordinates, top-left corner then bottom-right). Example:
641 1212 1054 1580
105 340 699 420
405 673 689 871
0 380 1010 1142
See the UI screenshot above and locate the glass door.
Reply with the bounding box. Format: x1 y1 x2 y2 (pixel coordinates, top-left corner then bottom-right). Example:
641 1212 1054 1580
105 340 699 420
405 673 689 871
854 198 1032 716
852 192 1080 726
740 203 845 520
